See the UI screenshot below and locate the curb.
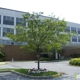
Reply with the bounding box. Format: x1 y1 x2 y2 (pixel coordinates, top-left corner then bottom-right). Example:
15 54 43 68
11 70 60 79
0 70 60 79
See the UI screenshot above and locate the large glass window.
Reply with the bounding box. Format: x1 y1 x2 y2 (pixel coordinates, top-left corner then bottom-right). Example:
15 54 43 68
16 17 26 26
3 28 14 36
72 36 77 42
77 28 80 34
3 16 14 25
65 26 70 32
0 15 1 24
71 27 76 33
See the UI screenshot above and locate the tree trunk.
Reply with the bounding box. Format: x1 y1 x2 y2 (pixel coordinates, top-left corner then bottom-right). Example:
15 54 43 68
36 45 40 70
37 54 40 70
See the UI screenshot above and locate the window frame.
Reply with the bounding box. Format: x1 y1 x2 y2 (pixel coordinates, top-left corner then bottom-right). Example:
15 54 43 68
3 28 14 36
3 16 14 25
71 27 76 33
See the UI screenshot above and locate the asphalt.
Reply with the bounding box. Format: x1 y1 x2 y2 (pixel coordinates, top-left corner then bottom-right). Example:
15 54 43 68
0 60 80 80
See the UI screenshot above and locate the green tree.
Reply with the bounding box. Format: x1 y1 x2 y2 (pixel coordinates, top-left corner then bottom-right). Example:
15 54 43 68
0 44 4 58
7 12 71 70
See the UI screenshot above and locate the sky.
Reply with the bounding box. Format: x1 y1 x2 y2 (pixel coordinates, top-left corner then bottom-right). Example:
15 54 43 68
0 0 80 23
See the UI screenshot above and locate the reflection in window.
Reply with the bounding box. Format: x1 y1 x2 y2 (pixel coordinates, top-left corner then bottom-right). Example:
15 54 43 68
3 28 14 36
3 16 14 25
72 36 77 42
71 27 76 33
65 26 70 32
77 28 80 34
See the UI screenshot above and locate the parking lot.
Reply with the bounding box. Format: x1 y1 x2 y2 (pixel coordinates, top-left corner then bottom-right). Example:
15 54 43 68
0 60 80 80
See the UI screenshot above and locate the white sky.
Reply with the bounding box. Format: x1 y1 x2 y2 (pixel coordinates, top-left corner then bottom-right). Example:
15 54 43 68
0 0 80 23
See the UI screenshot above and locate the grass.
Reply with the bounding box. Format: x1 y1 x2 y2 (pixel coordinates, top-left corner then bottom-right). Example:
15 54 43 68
0 68 58 76
14 69 58 76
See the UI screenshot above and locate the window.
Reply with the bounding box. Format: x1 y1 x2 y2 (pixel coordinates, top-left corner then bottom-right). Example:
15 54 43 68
0 40 1 44
72 36 77 42
77 28 80 34
2 40 6 44
0 15 1 24
16 30 19 34
78 36 80 42
71 27 76 33
16 17 26 26
3 28 14 36
0 27 1 36
0 39 26 45
16 18 23 25
2 40 11 45
3 16 14 25
6 40 11 44
65 26 70 32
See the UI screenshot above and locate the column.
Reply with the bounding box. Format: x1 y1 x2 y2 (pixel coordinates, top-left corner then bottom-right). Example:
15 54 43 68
55 50 58 59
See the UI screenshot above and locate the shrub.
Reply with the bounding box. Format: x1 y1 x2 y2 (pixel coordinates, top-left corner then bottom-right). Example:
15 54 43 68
40 58 52 61
0 52 5 61
69 58 80 66
0 58 3 62
0 52 5 58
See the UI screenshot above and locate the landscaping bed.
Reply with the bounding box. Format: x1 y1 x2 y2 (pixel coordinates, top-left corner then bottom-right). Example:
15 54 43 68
0 68 60 79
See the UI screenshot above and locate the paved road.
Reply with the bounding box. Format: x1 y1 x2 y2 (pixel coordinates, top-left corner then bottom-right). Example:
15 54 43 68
0 61 80 80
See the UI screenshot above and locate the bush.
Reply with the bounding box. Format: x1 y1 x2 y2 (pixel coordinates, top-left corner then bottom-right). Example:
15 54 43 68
40 58 52 61
0 52 5 61
69 58 80 66
0 58 3 62
0 52 5 58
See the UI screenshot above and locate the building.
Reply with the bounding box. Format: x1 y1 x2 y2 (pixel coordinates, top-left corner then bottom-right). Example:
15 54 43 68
0 7 80 60
62 22 80 58
0 7 27 45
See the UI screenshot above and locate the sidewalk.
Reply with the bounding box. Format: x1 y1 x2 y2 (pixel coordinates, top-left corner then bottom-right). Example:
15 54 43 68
0 62 7 65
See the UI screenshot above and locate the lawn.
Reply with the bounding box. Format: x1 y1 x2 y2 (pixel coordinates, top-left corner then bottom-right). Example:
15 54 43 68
0 68 58 76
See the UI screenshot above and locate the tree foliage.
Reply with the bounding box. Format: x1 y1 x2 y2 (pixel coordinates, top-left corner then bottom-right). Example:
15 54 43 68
7 12 72 69
0 44 4 57
7 12 71 53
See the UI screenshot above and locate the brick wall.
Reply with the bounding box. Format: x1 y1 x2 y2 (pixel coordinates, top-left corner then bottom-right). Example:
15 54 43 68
62 48 80 58
1 45 37 61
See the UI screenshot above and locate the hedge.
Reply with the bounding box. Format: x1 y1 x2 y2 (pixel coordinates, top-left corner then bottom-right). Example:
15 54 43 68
69 58 80 66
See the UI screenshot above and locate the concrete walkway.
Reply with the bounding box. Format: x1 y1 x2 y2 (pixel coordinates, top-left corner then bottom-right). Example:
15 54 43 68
0 62 7 65
0 60 80 80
